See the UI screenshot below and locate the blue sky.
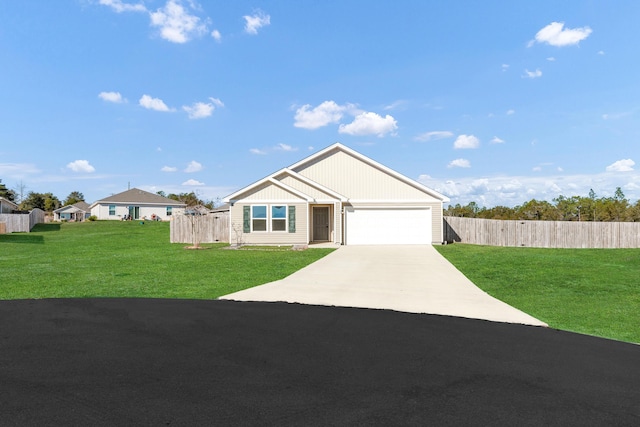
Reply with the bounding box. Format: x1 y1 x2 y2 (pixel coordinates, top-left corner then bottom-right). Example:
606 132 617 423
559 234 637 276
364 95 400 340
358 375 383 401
2 0 640 207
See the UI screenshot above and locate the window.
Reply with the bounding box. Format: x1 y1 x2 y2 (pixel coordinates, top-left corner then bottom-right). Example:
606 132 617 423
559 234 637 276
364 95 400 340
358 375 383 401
271 205 287 231
109 205 116 216
244 205 295 233
251 205 267 231
166 206 172 216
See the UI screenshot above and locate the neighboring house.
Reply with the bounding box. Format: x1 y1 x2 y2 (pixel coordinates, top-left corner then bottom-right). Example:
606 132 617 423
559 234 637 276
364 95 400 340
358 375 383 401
0 197 19 214
90 188 186 221
223 143 450 245
53 201 91 222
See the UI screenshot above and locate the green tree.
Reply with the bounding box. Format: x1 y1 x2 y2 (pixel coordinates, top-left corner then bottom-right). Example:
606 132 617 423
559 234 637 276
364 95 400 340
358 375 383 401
477 205 516 220
63 191 85 206
516 199 558 220
553 195 582 221
19 192 60 212
43 193 61 212
0 179 16 202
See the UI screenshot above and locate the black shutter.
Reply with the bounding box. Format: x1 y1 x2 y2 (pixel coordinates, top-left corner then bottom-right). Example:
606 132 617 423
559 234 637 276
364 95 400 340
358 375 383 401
243 206 250 233
288 206 296 233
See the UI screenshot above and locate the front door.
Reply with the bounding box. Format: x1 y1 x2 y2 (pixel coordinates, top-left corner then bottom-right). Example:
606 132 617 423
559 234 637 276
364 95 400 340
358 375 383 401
313 206 330 241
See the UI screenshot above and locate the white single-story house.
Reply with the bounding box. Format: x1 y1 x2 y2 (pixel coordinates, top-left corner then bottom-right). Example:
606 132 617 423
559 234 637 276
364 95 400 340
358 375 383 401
53 201 91 222
223 143 450 245
0 197 19 214
90 188 186 221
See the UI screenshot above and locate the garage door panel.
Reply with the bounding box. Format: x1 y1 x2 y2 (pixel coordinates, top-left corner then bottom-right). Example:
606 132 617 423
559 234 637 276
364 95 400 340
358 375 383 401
346 208 431 245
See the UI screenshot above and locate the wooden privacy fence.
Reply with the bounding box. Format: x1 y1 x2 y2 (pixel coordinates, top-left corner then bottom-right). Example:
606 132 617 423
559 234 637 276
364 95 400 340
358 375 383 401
0 209 45 233
170 211 229 244
444 216 640 248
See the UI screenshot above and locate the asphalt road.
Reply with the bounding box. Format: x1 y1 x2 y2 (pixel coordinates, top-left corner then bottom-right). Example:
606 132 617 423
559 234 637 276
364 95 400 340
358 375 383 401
1 298 638 426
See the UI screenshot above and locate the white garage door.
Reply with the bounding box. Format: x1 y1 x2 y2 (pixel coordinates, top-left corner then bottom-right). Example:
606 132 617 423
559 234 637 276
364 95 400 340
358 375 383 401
345 208 432 245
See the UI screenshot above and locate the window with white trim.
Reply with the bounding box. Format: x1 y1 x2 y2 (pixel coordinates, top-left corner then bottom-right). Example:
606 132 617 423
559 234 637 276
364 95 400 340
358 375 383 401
251 205 267 231
271 205 287 231
166 206 172 216
109 205 116 216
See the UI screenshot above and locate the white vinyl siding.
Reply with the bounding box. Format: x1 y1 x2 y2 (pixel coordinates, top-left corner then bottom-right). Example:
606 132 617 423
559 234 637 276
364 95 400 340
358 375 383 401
91 203 184 221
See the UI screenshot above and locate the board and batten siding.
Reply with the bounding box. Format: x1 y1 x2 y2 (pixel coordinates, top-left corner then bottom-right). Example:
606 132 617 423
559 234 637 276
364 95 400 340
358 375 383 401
240 182 308 201
277 175 339 201
293 150 438 201
230 202 308 245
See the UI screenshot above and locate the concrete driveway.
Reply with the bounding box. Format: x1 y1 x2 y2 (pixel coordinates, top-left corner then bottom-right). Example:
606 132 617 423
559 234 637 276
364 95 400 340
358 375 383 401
220 245 547 326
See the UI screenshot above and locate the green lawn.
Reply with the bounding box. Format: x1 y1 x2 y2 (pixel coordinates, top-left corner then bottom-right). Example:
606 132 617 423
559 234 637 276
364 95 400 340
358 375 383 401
435 244 640 344
0 221 334 300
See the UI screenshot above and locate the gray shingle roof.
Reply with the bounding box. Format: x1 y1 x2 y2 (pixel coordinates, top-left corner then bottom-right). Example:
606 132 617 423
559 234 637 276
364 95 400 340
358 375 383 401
93 188 187 206
54 201 91 213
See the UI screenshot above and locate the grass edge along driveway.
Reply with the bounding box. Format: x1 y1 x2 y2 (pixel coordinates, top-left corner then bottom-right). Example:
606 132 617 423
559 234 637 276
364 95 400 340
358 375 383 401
0 221 334 300
435 244 640 344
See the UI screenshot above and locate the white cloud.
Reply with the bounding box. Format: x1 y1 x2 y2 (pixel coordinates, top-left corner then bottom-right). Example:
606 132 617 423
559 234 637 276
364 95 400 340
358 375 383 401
547 57 556 61
139 94 174 112
491 136 505 144
338 112 398 137
184 160 203 173
453 134 480 149
0 163 40 177
419 171 640 208
275 143 297 152
602 111 632 120
598 50 605 55
293 101 351 129
501 64 509 71
182 179 205 186
182 97 224 119
506 109 515 115
448 159 471 168
250 148 267 155
606 159 635 172
523 69 542 79
161 166 178 172
414 131 454 142
383 100 407 110
530 22 592 47
211 29 221 42
150 0 208 44
244 10 270 35
99 0 146 13
67 160 95 173
98 91 125 103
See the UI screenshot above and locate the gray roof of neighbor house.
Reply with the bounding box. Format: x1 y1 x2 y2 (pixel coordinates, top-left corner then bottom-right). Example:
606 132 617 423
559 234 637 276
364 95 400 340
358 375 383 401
0 197 19 209
54 201 91 213
90 188 187 207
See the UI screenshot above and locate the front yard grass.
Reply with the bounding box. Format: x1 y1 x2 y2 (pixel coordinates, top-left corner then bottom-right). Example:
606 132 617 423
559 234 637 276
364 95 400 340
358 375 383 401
435 244 640 344
0 221 334 300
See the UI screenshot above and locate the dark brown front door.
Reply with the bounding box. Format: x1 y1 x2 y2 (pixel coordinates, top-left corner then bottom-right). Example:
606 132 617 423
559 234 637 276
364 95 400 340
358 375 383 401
313 207 330 241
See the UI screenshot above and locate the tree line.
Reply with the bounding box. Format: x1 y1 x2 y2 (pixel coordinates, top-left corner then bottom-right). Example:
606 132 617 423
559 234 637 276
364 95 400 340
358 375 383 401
0 179 215 212
445 188 640 222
